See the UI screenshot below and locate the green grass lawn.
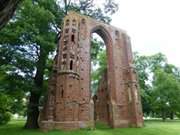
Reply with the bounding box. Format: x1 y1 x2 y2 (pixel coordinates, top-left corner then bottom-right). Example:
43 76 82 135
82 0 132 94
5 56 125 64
0 120 180 135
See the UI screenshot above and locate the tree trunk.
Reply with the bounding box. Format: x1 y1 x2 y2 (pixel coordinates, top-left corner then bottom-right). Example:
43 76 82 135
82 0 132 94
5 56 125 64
64 0 68 14
24 92 40 129
24 46 46 129
170 112 174 120
162 110 166 122
0 0 21 30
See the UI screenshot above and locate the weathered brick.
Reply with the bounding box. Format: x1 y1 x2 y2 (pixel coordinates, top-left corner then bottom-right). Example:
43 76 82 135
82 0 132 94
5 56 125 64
39 11 143 130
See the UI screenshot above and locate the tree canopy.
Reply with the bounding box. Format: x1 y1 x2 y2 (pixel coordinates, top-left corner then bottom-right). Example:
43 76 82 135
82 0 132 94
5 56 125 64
134 52 180 120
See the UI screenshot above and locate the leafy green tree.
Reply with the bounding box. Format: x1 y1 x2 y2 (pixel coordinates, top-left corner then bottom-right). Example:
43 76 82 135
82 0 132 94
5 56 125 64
133 53 167 116
148 53 167 72
91 43 107 95
151 68 180 121
133 53 152 115
0 93 12 125
0 0 58 128
0 46 30 120
134 52 180 119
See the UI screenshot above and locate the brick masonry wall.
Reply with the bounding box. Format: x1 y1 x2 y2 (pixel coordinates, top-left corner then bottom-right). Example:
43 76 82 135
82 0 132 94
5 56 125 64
39 11 143 130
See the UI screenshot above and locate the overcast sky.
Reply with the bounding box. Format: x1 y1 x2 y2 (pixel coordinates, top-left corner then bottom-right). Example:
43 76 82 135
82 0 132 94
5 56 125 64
110 0 180 67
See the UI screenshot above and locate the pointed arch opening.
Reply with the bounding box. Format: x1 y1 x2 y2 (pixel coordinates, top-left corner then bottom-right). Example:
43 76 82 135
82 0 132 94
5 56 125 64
90 26 112 126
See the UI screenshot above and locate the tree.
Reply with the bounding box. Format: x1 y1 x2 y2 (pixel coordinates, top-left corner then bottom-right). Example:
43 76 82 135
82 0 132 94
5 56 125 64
151 68 180 121
0 0 58 128
133 53 167 116
0 46 31 121
0 0 119 128
0 93 11 125
91 40 107 95
133 53 152 115
134 52 180 120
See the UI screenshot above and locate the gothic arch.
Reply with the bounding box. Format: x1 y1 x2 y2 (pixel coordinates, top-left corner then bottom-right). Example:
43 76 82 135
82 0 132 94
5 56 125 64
91 25 112 45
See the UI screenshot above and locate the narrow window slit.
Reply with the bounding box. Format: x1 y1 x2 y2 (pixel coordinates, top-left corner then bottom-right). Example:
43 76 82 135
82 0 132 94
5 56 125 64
71 35 75 42
70 60 73 70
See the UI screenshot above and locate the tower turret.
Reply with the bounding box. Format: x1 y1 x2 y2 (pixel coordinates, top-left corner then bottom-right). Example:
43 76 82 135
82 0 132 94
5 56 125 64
54 15 81 123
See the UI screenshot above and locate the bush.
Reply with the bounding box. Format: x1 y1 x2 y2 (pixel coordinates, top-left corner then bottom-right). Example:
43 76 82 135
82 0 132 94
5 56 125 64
0 111 11 125
0 93 12 125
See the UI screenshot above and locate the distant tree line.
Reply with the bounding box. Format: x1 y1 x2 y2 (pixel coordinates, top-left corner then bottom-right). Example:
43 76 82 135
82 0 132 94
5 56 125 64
134 52 180 121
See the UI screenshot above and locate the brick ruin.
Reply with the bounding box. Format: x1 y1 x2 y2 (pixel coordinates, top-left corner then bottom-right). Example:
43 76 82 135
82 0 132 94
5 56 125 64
39 11 143 130
93 70 109 124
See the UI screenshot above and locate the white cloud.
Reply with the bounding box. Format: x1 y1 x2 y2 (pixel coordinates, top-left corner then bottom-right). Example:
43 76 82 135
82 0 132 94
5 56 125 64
111 0 180 67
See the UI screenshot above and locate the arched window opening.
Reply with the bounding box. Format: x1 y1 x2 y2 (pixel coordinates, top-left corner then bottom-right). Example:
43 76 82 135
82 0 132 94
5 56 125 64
65 28 69 33
82 18 86 24
70 60 73 70
61 89 64 98
72 19 76 26
71 34 75 42
66 19 70 26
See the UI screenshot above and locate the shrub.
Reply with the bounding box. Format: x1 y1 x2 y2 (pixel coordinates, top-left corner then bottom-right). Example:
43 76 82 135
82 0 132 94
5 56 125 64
0 93 12 125
0 111 11 125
